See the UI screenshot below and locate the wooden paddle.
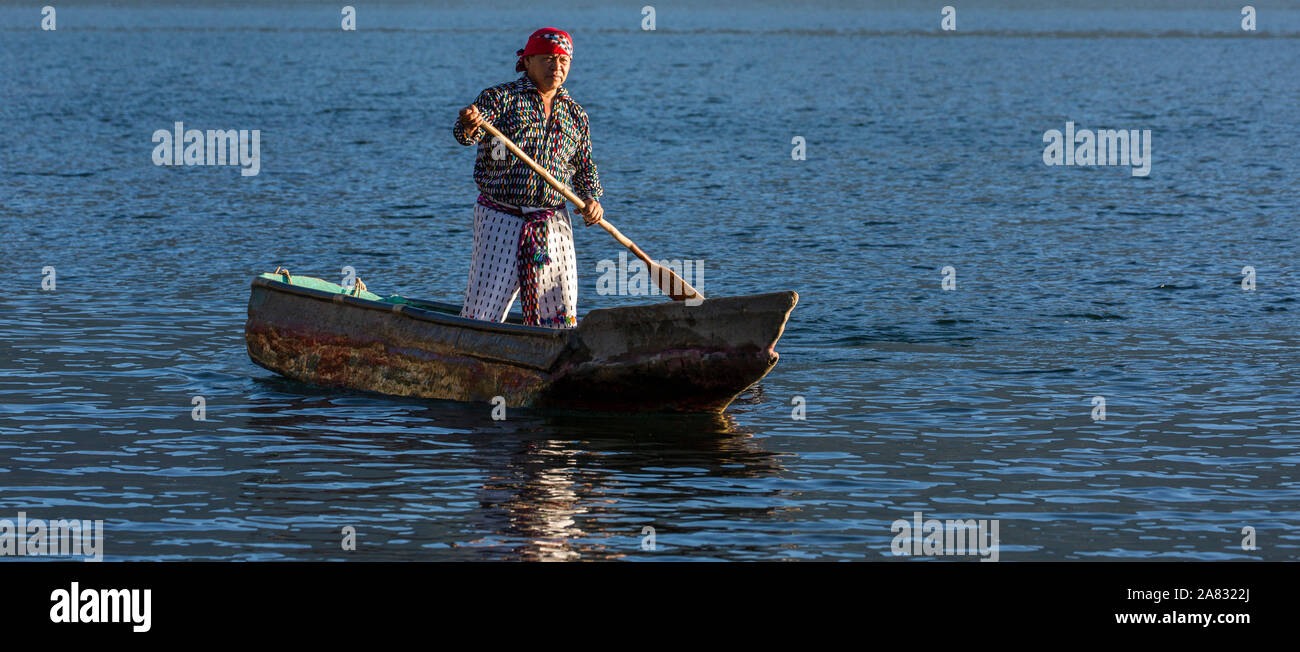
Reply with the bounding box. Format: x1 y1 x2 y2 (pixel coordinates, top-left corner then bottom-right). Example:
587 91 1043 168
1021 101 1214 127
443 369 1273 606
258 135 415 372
474 117 704 303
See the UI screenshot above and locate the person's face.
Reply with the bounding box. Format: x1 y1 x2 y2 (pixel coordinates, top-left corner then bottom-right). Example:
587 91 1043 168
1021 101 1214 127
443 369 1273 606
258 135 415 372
525 53 571 90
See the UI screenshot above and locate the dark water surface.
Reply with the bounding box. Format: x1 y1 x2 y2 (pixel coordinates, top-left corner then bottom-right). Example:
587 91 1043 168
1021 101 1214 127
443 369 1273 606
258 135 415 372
1 3 1298 560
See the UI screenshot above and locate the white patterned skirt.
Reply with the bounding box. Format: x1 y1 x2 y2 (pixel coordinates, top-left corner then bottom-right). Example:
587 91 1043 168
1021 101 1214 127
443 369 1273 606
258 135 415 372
459 197 578 329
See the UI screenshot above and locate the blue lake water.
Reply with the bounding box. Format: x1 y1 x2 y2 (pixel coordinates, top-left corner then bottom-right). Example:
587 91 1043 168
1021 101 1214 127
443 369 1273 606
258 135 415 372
1 2 1297 560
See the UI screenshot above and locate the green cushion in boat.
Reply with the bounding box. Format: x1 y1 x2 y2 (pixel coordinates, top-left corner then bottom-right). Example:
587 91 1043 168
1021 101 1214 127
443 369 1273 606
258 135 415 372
257 272 400 304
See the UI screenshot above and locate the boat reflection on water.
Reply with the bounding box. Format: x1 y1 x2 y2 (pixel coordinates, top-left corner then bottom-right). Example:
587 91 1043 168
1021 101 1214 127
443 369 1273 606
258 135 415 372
466 409 781 561
238 388 785 561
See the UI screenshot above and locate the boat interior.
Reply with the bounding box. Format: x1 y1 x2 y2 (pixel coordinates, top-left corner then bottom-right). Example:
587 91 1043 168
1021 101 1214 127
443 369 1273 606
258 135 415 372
256 271 530 325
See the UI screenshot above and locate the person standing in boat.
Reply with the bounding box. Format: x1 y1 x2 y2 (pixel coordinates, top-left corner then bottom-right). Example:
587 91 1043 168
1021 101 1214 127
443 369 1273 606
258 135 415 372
453 27 604 329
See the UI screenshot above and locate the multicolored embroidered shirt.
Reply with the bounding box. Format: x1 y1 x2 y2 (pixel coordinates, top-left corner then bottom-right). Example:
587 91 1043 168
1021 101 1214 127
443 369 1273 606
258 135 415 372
453 75 603 208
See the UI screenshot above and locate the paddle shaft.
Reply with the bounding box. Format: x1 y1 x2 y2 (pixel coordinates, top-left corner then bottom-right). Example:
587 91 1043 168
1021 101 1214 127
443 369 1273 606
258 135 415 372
473 117 703 302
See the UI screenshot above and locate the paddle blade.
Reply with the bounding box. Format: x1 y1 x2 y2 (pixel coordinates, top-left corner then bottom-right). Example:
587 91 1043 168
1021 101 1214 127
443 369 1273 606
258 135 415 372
649 261 705 304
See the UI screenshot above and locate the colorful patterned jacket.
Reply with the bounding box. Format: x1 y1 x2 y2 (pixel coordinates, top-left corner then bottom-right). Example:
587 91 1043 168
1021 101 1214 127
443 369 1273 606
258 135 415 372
454 75 603 208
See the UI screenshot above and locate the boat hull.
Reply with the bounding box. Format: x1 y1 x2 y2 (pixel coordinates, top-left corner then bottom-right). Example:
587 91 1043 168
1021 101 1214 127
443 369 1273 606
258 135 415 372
245 276 797 412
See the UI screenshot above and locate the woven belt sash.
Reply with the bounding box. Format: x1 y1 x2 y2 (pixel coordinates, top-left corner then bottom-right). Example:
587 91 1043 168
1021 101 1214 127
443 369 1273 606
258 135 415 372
476 194 564 327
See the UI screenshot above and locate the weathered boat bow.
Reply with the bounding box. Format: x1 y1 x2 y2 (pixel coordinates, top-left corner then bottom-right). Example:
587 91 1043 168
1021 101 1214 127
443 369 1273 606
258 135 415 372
245 273 797 413
542 291 797 411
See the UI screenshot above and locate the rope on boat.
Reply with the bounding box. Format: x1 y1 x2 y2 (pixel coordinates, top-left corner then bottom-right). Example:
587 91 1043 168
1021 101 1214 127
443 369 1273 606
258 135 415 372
270 266 370 298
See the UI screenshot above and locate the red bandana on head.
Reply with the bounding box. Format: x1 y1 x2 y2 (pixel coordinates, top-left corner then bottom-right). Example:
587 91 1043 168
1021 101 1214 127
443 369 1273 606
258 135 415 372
515 27 574 72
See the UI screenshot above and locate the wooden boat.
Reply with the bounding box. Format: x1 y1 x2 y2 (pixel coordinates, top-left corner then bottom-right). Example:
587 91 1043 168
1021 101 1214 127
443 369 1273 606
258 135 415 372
244 272 798 412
